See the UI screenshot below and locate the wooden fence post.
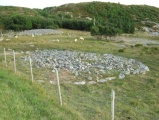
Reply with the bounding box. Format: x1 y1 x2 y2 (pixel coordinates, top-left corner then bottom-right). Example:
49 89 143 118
54 68 62 106
4 48 7 67
29 56 34 82
13 50 16 73
111 89 115 120
94 17 96 26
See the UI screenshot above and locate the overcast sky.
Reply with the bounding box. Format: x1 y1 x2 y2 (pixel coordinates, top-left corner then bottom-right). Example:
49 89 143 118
0 0 159 9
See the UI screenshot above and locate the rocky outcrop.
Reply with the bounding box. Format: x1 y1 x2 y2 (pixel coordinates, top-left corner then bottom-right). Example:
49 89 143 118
141 21 159 36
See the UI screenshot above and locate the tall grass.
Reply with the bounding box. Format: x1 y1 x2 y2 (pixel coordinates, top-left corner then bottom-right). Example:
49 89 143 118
0 68 82 120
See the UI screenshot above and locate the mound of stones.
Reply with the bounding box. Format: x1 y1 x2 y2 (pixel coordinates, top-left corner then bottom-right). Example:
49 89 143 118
18 29 63 36
22 50 149 82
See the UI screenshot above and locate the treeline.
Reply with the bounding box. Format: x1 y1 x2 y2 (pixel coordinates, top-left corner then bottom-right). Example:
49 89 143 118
0 15 93 31
62 19 92 31
87 2 135 36
0 3 135 37
44 2 136 37
45 2 159 37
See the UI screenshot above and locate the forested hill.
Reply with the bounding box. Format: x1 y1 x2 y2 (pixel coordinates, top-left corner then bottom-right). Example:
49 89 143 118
44 2 159 23
0 2 159 35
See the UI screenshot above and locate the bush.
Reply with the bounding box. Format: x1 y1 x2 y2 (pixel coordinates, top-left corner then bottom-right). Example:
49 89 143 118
135 44 143 47
150 47 158 51
119 48 124 52
46 24 59 29
90 26 99 36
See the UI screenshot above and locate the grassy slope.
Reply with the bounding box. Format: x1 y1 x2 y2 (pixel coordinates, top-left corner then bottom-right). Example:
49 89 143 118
0 6 41 17
0 67 82 120
0 29 159 119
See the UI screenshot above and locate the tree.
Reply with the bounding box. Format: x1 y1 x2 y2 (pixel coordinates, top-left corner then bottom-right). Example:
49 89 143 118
91 24 120 40
10 15 32 31
31 17 42 29
2 17 13 30
0 18 4 31
91 26 99 36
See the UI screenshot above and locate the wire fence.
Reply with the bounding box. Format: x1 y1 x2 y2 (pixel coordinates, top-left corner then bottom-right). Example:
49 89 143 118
0 48 159 120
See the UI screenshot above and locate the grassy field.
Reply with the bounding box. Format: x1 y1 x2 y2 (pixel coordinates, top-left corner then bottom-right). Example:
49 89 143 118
0 29 159 120
0 68 83 120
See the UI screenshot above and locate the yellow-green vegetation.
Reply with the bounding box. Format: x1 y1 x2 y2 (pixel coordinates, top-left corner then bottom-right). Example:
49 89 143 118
0 29 159 119
0 6 41 17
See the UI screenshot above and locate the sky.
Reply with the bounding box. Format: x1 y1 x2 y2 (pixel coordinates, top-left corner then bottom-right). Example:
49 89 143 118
0 0 159 9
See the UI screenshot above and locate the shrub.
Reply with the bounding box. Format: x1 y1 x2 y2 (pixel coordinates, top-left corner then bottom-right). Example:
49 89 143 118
135 43 143 47
119 48 124 52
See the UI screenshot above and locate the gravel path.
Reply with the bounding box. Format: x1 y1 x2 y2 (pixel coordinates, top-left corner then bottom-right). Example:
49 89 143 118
117 37 159 45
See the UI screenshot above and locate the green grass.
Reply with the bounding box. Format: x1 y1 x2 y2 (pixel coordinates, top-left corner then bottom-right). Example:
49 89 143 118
0 68 82 120
0 29 159 119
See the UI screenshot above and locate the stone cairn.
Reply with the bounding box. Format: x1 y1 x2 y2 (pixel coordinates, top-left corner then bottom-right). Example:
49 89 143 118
20 50 149 84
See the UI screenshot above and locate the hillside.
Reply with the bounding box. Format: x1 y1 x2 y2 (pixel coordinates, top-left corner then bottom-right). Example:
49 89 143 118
0 6 41 17
0 28 159 119
0 2 159 120
0 2 159 33
44 2 159 23
0 67 81 120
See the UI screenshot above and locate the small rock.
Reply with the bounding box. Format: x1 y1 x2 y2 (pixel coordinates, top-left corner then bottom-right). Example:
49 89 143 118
97 79 107 83
30 44 34 47
86 76 92 81
26 51 30 55
119 73 125 79
50 81 54 84
124 70 130 75
119 44 126 48
88 81 96 84
36 80 45 83
105 77 116 81
75 71 78 76
74 81 85 85
6 39 10 41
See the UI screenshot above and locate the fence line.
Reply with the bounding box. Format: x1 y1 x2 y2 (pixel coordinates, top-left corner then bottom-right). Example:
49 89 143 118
111 89 115 120
54 67 63 106
4 48 7 67
0 49 158 119
13 50 16 73
29 56 34 82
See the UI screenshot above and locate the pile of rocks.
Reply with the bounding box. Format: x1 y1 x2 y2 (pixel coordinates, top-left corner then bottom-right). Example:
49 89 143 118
21 50 149 81
18 29 63 36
